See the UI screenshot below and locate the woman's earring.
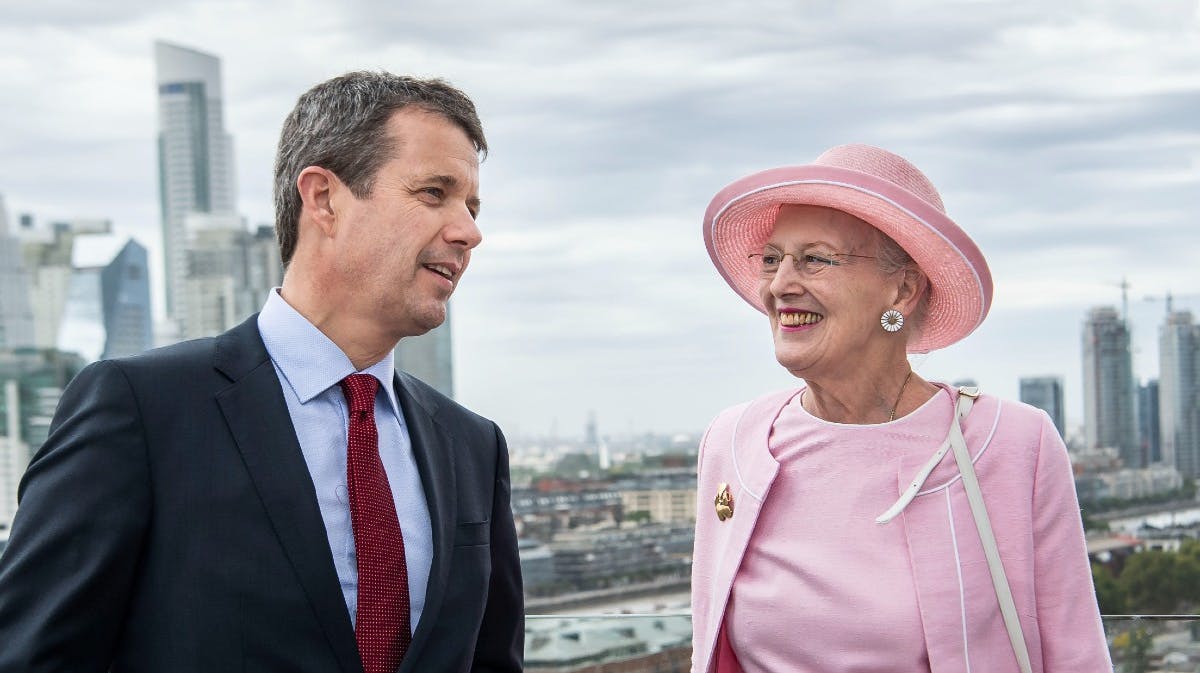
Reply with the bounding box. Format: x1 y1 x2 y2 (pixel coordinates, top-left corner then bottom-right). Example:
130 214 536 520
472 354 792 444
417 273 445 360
881 309 904 333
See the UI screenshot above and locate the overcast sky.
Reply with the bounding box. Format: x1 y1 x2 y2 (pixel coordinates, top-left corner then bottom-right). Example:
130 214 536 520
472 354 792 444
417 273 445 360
1 0 1198 439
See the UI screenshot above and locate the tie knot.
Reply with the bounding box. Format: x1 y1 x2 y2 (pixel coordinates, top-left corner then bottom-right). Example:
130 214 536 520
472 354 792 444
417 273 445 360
339 374 379 414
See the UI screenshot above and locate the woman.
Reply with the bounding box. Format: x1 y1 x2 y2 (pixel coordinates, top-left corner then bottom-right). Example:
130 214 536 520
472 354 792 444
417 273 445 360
691 144 1111 672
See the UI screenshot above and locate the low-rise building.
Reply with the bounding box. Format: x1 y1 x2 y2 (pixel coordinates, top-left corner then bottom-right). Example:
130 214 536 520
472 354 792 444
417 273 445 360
525 615 691 673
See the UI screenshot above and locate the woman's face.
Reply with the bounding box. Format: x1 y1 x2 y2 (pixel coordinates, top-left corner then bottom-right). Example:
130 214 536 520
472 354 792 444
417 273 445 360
757 204 900 381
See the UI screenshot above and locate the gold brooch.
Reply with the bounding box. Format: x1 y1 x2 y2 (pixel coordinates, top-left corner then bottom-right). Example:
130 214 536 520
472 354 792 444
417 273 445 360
714 482 734 521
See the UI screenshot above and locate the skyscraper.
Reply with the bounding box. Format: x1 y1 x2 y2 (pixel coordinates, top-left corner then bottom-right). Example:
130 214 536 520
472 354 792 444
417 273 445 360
1019 376 1065 439
0 195 35 349
99 240 153 359
394 311 454 398
1138 380 1161 464
1160 311 1200 478
58 234 153 362
155 41 236 332
1082 306 1140 467
0 349 86 525
180 215 280 340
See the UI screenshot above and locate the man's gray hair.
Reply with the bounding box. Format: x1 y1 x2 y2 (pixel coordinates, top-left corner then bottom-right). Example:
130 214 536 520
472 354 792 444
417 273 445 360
273 71 487 266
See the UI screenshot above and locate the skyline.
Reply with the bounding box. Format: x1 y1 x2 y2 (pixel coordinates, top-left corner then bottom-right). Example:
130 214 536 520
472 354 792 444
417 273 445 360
1 1 1198 436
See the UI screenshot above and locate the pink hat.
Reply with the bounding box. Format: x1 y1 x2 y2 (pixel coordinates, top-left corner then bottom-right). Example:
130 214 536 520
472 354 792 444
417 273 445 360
703 143 993 353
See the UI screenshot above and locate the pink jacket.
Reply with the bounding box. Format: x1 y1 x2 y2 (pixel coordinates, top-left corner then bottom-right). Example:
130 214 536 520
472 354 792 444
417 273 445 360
691 387 1112 673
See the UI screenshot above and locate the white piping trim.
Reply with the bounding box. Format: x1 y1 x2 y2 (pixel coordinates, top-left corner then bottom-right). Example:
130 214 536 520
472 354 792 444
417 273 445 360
729 404 762 502
709 178 988 332
946 489 973 673
916 401 1003 495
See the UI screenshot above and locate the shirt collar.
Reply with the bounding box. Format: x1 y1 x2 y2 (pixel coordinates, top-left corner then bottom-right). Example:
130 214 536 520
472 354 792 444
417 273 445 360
257 289 402 418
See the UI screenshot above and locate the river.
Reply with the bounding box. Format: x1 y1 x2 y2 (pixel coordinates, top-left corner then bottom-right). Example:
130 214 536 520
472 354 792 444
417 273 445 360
1106 506 1200 534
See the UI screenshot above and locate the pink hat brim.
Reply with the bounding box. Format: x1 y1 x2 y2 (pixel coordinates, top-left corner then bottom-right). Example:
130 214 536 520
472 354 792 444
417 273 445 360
703 165 993 353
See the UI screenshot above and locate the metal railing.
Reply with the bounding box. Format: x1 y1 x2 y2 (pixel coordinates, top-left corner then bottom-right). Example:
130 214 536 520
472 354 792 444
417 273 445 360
523 613 1200 672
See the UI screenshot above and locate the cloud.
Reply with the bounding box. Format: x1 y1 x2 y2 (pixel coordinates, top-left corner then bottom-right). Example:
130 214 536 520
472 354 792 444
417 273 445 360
1 0 1197 435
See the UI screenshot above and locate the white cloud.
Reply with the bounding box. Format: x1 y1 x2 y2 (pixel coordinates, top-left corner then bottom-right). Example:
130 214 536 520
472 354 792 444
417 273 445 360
1 0 1196 434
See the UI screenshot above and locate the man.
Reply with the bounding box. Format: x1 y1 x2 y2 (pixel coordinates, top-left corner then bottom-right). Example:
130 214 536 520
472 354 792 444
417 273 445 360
0 72 523 672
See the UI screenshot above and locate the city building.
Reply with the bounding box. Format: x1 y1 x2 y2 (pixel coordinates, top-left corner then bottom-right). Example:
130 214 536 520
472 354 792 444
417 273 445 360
519 539 556 593
0 196 35 349
549 524 693 589
1138 380 1161 465
100 240 154 359
1019 376 1066 438
155 41 237 331
19 218 114 351
619 489 696 525
181 215 280 339
1160 311 1200 479
57 234 152 362
1073 463 1183 504
0 348 86 525
1 381 22 528
525 615 691 673
1082 306 1140 467
616 469 700 525
395 314 454 398
512 488 624 541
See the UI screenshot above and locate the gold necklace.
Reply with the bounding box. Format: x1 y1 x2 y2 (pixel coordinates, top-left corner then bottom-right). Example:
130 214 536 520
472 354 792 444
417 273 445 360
889 370 914 422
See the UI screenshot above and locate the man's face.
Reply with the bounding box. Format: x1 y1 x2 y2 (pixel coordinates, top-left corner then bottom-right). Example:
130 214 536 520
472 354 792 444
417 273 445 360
331 107 482 338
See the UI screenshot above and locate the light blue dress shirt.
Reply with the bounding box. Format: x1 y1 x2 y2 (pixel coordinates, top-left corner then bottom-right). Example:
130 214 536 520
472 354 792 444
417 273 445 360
257 289 432 633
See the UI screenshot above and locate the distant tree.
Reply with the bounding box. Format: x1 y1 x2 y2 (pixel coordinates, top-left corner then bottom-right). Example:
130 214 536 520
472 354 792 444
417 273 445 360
625 510 652 525
1118 549 1200 614
1081 510 1110 533
1177 539 1200 565
1174 542 1200 610
554 453 599 478
1092 563 1126 614
1124 627 1153 673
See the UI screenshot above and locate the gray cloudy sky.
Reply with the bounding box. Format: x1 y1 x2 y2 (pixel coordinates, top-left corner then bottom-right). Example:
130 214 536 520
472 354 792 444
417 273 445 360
1 0 1198 438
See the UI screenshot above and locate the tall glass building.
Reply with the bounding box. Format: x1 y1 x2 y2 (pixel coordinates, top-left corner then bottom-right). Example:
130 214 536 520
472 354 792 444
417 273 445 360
1138 380 1161 465
100 240 153 359
0 196 34 349
1160 311 1200 478
1019 376 1065 439
58 235 152 362
180 216 281 340
1082 306 1140 467
395 309 455 399
155 41 236 332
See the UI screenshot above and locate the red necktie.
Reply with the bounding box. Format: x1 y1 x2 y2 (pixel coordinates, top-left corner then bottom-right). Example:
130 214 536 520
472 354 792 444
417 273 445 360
340 374 410 673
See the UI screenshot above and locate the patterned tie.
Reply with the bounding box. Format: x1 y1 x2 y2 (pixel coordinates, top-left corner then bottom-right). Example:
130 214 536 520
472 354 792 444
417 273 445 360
340 374 410 673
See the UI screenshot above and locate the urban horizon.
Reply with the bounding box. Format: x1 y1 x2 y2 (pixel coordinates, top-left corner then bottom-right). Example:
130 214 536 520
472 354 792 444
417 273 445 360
2 2 1197 438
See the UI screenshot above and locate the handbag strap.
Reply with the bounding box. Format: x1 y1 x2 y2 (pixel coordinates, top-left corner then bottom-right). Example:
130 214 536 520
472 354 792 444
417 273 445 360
950 387 1033 673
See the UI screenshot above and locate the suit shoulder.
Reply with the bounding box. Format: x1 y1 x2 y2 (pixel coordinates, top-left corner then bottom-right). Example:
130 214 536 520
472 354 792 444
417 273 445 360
398 371 495 431
58 338 220 398
106 336 219 375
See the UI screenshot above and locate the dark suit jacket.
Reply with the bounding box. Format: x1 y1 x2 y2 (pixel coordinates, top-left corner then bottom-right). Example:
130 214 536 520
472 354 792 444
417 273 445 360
0 316 523 672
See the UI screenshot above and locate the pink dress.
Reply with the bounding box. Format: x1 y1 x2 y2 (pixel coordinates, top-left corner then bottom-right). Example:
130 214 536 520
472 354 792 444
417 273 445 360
691 383 1112 673
726 388 955 672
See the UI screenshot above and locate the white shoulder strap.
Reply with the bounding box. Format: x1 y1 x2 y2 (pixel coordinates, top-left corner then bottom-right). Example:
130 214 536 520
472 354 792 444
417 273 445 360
876 386 1032 673
949 387 1033 673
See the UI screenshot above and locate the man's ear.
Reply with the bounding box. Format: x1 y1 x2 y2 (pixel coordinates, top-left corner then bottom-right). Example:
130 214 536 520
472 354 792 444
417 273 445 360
296 166 338 237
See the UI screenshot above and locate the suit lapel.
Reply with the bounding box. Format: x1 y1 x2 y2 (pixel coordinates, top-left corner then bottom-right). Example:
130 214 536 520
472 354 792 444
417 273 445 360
214 317 362 673
392 372 457 673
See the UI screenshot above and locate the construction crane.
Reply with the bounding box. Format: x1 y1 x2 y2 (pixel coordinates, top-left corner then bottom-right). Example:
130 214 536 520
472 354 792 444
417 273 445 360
1144 291 1200 316
1108 277 1132 322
